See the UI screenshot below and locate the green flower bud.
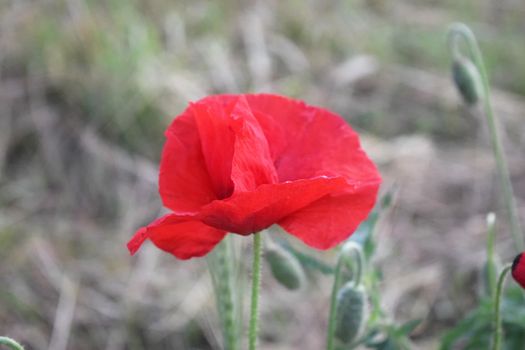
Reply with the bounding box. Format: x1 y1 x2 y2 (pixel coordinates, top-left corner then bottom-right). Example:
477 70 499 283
265 243 305 290
452 57 483 105
334 283 368 344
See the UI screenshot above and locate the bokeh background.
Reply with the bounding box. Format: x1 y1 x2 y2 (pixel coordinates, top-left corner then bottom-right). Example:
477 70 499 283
2 0 525 349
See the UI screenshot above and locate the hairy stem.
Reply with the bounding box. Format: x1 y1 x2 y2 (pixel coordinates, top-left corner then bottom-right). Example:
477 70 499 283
0 337 24 350
486 213 497 296
249 233 263 350
207 237 238 350
492 264 512 350
326 258 345 350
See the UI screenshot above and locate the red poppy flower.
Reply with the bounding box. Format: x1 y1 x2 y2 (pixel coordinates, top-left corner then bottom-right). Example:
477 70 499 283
127 94 381 259
512 253 525 289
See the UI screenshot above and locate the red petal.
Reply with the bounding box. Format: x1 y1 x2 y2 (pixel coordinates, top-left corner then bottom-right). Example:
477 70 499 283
190 96 237 198
199 176 347 235
192 95 278 196
127 214 227 260
279 183 380 249
229 96 278 193
246 94 381 185
245 94 302 162
159 112 216 213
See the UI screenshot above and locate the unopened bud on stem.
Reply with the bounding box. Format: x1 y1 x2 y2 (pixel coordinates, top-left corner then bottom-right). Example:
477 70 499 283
452 57 483 105
334 283 368 344
512 253 525 289
265 241 305 290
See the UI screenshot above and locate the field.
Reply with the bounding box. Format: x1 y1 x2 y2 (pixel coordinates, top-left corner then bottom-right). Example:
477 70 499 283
1 0 525 349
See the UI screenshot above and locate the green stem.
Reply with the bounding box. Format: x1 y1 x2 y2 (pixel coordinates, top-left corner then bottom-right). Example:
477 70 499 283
350 246 365 287
249 233 263 350
0 337 24 350
492 264 512 350
448 23 524 252
207 237 238 350
327 258 345 350
486 213 497 296
220 243 237 350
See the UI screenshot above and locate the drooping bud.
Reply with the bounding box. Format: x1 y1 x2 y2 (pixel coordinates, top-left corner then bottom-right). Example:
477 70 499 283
511 253 525 289
334 283 368 344
452 57 483 105
265 242 305 290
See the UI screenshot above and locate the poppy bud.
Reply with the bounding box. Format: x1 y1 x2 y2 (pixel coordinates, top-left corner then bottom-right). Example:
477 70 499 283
334 283 368 344
452 57 483 105
265 243 305 290
511 253 525 289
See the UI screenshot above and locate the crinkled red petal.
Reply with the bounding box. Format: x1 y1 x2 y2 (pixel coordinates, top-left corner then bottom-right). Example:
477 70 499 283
245 94 381 185
199 176 348 235
191 95 278 197
279 182 380 249
159 112 216 213
228 96 278 193
190 96 237 198
127 214 227 260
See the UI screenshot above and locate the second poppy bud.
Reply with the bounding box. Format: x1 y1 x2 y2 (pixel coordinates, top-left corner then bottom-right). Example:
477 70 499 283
511 253 525 289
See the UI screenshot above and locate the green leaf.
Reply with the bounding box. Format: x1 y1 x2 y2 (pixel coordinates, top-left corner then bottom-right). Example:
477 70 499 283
395 319 421 337
277 239 335 275
439 300 492 350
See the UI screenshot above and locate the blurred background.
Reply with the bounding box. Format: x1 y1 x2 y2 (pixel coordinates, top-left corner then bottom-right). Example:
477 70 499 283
1 0 525 349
